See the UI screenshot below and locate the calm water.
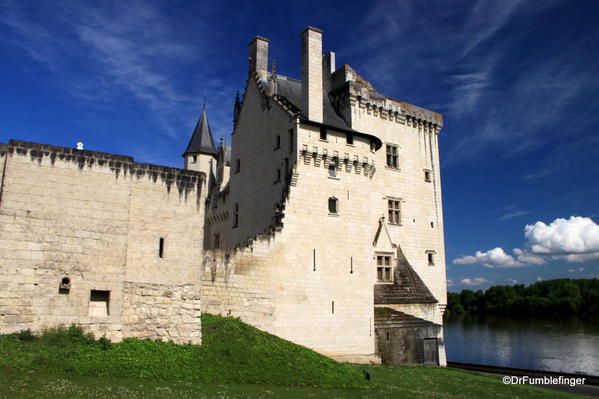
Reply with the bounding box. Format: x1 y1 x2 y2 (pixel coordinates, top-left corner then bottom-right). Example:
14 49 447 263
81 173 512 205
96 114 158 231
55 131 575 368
444 314 599 376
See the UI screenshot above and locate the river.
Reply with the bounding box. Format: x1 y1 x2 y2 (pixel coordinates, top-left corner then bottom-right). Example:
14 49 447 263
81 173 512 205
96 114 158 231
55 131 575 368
444 314 599 376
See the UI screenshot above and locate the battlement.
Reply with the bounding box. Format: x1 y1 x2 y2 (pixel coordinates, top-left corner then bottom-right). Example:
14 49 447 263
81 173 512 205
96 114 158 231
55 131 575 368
6 140 205 195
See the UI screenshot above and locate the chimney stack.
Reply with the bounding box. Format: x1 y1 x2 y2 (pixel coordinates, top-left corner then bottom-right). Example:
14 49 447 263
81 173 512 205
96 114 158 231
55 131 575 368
301 26 323 123
249 36 269 81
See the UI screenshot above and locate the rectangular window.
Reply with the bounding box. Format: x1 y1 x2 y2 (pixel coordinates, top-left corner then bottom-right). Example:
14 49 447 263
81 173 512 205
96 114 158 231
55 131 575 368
192 155 197 163
347 133 354 145
427 251 435 266
159 237 165 258
214 233 220 249
289 128 294 153
424 169 432 182
328 197 338 214
233 203 239 228
386 144 398 168
89 290 110 317
275 135 281 150
388 200 401 225
320 127 327 141
235 158 240 173
376 255 393 282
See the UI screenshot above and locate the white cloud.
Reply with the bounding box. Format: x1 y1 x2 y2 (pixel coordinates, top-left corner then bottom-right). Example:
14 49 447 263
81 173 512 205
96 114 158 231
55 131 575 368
568 268 576 273
506 279 518 285
513 248 547 265
536 277 543 282
500 210 529 221
461 277 491 286
455 216 599 268
447 279 454 287
453 247 523 268
524 216 599 255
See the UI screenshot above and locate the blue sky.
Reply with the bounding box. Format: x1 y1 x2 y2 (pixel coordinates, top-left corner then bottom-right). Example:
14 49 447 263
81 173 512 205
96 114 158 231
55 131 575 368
2 0 598 292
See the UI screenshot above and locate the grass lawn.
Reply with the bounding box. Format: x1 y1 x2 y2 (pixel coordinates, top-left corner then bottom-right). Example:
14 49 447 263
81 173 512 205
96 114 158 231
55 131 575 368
0 314 586 398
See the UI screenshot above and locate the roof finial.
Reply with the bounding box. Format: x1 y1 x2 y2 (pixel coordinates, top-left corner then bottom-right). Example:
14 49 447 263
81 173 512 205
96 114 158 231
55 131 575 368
203 96 206 111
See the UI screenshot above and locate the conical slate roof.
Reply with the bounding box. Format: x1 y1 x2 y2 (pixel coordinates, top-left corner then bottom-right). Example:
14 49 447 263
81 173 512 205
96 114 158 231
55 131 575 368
183 106 217 156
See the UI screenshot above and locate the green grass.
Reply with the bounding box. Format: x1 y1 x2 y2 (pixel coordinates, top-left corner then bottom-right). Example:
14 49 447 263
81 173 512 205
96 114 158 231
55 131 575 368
0 314 586 398
0 314 363 388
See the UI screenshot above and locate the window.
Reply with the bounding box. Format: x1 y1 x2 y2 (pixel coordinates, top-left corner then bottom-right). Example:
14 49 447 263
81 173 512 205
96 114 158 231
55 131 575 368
275 135 281 150
235 158 240 173
386 144 398 168
424 169 432 182
328 163 336 178
192 155 197 163
328 196 338 214
89 290 110 317
289 128 294 153
320 127 327 141
347 133 354 145
214 233 220 249
388 199 401 225
275 168 281 183
426 251 435 266
376 255 393 282
159 237 165 258
233 203 239 227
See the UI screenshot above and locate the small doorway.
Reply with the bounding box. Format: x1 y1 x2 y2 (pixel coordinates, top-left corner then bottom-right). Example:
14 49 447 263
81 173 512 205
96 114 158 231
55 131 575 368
423 338 439 366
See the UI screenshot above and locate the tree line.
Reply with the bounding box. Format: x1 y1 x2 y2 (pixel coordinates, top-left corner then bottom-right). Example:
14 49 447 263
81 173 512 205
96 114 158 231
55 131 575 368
445 278 599 317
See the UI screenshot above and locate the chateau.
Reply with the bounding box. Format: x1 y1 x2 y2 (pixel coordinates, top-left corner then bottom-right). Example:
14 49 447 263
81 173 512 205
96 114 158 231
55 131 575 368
0 27 447 366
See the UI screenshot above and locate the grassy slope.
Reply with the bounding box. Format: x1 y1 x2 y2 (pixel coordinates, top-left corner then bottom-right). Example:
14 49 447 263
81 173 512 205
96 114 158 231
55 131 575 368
0 314 364 388
0 314 586 398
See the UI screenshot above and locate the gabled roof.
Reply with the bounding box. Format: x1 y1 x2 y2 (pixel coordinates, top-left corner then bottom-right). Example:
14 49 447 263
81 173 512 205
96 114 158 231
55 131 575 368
374 246 438 305
183 107 216 156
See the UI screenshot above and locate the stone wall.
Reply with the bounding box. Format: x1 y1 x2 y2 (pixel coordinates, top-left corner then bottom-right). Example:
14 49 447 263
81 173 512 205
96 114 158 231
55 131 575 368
0 140 204 343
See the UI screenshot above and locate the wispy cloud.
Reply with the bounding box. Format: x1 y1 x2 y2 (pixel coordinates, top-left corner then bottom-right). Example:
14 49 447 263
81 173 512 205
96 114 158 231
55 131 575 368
0 1 235 141
500 210 529 221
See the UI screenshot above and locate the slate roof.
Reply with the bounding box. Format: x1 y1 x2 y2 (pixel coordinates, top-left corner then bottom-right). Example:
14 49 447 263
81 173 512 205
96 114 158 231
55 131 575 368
183 107 217 156
273 76 351 131
374 247 438 305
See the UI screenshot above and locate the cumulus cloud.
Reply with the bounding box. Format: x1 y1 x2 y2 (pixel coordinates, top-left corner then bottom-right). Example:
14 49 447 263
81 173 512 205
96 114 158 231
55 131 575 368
461 278 491 286
454 247 523 268
524 216 599 255
454 216 599 267
506 279 519 285
513 248 547 265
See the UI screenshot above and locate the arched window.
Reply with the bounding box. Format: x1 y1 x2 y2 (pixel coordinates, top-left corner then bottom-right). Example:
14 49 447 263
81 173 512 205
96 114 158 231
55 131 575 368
328 196 338 214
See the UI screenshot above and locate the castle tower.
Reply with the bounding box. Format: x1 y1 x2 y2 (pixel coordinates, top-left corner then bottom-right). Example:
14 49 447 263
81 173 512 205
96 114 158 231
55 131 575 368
183 104 217 179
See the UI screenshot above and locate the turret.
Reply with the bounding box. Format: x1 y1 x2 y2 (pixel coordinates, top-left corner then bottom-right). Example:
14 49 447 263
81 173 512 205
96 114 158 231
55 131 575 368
183 104 217 180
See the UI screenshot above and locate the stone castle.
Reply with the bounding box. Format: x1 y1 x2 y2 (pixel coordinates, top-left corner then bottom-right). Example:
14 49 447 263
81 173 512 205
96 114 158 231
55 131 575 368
0 27 447 366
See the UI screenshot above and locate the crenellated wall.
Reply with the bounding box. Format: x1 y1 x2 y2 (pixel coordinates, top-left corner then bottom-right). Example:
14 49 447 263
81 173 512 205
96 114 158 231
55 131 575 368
0 140 204 343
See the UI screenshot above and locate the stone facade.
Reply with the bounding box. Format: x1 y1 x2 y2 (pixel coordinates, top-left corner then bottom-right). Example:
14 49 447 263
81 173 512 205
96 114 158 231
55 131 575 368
0 141 204 344
197 27 448 365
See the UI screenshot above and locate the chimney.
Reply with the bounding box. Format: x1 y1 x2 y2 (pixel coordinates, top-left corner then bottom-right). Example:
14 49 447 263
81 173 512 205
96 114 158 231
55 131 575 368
249 36 269 81
301 26 323 123
323 51 335 92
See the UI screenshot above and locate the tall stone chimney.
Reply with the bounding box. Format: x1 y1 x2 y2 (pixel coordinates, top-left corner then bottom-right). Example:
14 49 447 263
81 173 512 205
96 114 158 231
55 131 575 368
301 26 323 123
249 36 269 81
